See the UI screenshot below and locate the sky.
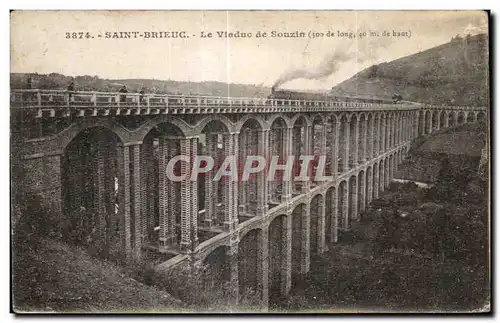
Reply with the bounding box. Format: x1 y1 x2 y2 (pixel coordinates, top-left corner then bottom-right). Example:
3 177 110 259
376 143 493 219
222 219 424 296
10 10 488 90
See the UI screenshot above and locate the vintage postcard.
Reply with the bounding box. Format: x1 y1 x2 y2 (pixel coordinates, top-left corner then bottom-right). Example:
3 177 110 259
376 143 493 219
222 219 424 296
10 10 490 313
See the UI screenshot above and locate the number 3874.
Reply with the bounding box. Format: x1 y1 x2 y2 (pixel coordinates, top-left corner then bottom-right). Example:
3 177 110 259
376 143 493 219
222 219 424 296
65 32 93 39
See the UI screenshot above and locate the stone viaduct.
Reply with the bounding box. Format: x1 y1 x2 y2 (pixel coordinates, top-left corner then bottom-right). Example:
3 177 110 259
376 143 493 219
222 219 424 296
10 89 487 309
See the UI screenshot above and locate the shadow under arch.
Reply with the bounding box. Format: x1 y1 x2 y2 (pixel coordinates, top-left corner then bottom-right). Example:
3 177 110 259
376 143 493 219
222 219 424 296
61 126 124 257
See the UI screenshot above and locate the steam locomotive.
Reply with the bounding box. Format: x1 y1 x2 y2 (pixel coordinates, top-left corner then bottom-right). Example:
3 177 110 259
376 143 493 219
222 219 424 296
268 86 403 104
269 87 330 101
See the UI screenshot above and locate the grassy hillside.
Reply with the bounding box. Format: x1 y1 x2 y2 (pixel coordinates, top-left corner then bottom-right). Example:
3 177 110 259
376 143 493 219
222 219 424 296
331 34 489 106
418 124 486 157
396 121 487 184
12 236 186 313
10 73 270 98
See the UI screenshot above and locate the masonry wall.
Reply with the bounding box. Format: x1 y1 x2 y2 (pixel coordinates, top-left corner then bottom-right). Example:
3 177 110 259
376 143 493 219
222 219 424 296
20 154 63 220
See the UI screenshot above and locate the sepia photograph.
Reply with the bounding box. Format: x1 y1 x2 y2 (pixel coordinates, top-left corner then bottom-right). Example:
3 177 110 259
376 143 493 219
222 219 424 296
10 10 490 313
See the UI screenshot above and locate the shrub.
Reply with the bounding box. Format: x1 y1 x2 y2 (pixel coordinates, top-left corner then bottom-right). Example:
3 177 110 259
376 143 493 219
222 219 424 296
13 194 60 247
123 257 157 286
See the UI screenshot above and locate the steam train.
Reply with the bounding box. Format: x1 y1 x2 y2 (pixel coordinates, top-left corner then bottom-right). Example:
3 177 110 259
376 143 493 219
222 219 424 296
268 86 403 104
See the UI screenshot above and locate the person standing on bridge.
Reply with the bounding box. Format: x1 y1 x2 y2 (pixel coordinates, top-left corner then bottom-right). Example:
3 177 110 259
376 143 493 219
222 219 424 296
25 77 37 102
26 77 33 89
67 80 75 104
119 85 128 104
139 86 146 104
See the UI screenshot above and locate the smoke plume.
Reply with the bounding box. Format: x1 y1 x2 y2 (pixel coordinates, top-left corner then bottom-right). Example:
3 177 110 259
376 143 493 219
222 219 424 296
273 48 354 89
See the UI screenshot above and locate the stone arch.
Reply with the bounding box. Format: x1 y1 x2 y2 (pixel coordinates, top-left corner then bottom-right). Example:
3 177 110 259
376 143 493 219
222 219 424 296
140 121 187 247
238 117 264 132
348 114 359 169
195 115 236 134
399 112 405 142
392 112 398 146
311 115 327 185
357 170 366 215
424 110 432 134
325 186 337 244
365 111 375 120
358 113 367 163
268 214 288 300
291 115 310 192
266 209 287 229
238 228 263 306
439 110 446 129
377 112 384 153
269 117 289 205
365 166 373 207
337 112 350 123
338 114 350 172
466 111 475 123
61 126 124 256
201 245 232 302
338 180 348 231
391 112 398 147
310 193 325 254
366 113 375 158
476 111 486 122
348 112 360 122
379 159 385 193
135 116 191 141
448 110 457 127
310 191 325 203
310 113 326 125
418 110 425 135
395 112 401 145
290 113 312 127
200 117 232 134
401 112 408 141
348 175 358 222
52 119 128 155
266 114 292 129
380 113 389 152
388 154 394 185
238 118 264 218
477 111 486 122
408 111 413 140
384 156 390 187
457 111 466 125
234 114 269 132
385 112 394 149
324 115 338 176
357 111 368 120
432 110 440 132
200 118 234 228
327 113 340 125
402 112 407 141
411 111 417 138
291 202 308 280
397 112 404 144
373 161 379 200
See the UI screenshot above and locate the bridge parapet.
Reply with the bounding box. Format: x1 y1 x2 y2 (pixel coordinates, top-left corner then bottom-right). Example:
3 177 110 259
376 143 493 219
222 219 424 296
423 104 488 112
11 89 420 117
